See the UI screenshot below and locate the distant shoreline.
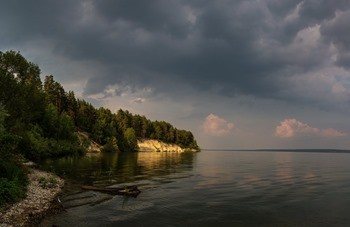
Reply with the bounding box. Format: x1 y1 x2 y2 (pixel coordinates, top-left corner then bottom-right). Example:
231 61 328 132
201 149 350 154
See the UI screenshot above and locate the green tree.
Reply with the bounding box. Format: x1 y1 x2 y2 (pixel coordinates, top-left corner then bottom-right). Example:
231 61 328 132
123 128 139 151
66 91 78 121
44 75 67 113
76 100 97 132
0 51 45 127
0 50 199 160
101 137 119 153
0 105 28 207
0 105 18 159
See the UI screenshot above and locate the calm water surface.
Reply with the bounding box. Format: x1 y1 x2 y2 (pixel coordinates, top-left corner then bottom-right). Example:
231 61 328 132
40 151 350 226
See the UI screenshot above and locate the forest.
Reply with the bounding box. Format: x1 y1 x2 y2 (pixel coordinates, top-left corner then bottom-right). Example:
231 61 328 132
0 50 199 207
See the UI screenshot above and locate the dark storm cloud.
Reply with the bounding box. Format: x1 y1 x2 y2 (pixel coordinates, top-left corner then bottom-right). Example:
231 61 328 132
93 0 193 38
321 10 350 68
0 0 81 43
268 0 350 43
1 0 350 108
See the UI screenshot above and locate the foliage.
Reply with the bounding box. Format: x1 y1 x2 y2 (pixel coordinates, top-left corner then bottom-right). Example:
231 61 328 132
38 176 58 189
0 106 20 161
0 106 27 207
0 161 28 207
0 50 199 158
22 126 84 160
101 137 119 153
0 51 45 128
0 49 199 207
123 128 139 151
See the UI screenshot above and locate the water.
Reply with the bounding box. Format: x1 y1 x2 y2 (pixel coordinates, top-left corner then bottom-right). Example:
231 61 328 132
40 150 350 226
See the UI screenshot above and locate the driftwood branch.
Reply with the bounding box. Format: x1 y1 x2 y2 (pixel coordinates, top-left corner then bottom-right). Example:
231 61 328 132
81 185 141 197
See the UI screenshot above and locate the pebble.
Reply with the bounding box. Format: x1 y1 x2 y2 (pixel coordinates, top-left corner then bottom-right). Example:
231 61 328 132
0 169 64 227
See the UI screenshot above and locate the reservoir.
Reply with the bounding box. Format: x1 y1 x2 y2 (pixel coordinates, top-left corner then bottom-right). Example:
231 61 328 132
40 150 350 226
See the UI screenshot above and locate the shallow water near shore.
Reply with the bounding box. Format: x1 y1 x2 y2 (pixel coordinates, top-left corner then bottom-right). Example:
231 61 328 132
40 150 350 226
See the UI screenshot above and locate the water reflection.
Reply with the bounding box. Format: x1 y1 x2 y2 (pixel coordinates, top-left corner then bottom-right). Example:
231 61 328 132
274 152 294 185
41 151 196 187
41 151 350 227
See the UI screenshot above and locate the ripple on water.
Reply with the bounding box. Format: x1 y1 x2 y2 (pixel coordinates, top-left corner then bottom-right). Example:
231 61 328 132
40 151 350 226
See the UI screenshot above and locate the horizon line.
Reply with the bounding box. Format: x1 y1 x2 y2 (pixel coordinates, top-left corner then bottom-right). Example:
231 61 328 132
201 148 350 153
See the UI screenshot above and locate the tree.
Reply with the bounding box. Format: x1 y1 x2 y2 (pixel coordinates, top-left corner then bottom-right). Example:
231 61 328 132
0 105 6 135
0 51 45 127
123 128 138 152
0 104 28 207
44 75 67 113
101 137 119 153
0 50 42 89
76 100 97 132
0 50 199 158
66 91 78 121
0 105 18 160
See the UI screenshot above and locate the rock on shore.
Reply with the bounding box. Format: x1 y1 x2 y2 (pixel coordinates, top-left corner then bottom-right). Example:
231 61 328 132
0 168 64 227
138 139 198 152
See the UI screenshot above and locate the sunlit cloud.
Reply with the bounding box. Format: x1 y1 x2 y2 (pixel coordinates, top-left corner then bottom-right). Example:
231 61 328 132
132 97 145 104
203 114 234 136
275 118 346 138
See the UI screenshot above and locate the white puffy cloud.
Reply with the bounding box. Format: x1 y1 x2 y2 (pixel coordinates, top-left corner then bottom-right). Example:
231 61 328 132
132 97 145 103
275 118 346 138
203 114 234 136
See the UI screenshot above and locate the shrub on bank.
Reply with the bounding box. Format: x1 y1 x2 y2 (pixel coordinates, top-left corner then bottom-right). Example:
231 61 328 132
101 137 119 152
0 161 28 208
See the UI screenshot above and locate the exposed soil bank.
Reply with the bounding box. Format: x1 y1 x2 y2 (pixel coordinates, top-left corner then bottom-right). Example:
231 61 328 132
0 168 64 227
138 139 199 152
79 132 200 154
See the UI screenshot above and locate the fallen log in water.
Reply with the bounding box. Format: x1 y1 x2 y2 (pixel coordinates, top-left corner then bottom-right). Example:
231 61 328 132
81 185 141 197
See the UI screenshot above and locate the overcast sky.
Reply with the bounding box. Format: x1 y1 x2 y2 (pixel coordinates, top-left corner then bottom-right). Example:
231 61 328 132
1 0 350 149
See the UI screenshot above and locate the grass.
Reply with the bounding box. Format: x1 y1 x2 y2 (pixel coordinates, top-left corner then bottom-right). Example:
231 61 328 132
38 176 58 189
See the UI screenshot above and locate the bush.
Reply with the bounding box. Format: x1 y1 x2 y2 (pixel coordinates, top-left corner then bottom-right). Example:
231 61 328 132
22 125 49 160
101 137 119 153
0 105 28 208
22 125 85 160
0 161 28 207
123 128 139 152
38 176 58 189
79 134 91 150
48 139 85 157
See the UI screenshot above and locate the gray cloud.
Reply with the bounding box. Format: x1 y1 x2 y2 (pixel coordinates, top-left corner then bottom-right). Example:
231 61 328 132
1 0 350 112
321 9 350 68
132 97 145 104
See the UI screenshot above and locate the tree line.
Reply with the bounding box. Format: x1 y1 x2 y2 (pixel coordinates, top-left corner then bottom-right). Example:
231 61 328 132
0 50 199 161
0 50 198 206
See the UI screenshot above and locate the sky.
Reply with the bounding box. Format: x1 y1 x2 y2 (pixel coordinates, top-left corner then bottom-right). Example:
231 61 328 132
1 0 350 149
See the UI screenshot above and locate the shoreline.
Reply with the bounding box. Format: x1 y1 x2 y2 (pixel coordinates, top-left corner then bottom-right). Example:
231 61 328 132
0 168 64 227
138 139 200 153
